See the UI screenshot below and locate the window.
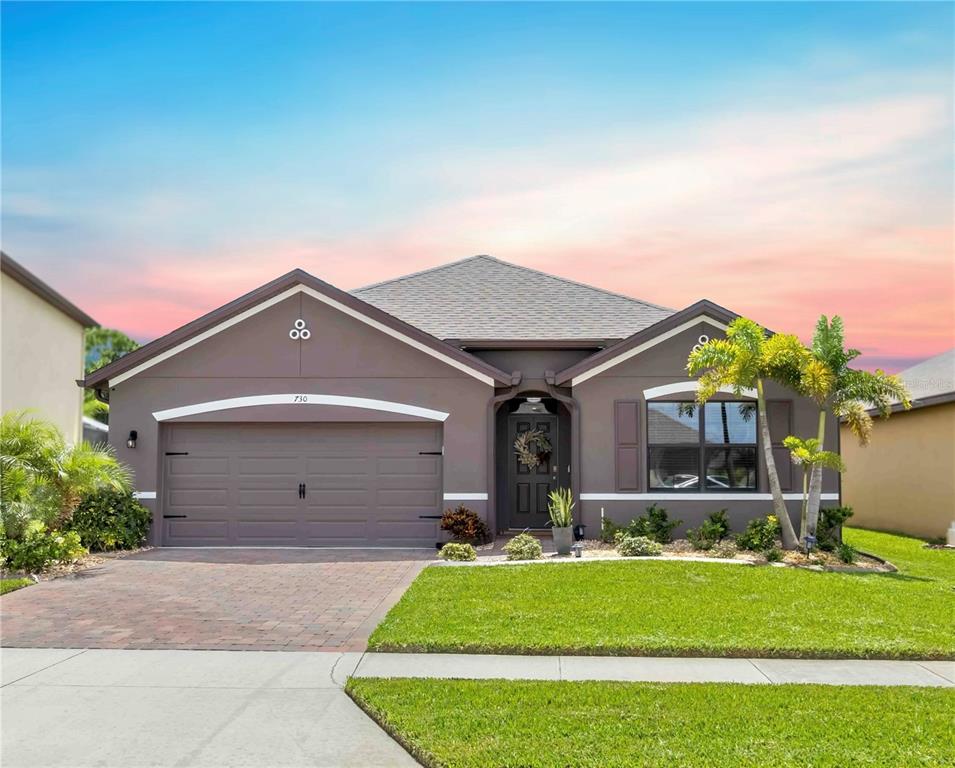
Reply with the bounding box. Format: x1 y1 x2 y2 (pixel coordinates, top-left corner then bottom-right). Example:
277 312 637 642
648 401 757 491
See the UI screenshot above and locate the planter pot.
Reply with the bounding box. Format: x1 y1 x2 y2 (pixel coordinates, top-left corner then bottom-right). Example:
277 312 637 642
551 526 574 556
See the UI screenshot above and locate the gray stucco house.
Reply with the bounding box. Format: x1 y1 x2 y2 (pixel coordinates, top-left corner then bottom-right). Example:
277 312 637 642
84 255 839 547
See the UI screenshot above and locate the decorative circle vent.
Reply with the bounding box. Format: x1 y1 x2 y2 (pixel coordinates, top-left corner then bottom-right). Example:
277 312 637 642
289 318 311 340
692 334 709 353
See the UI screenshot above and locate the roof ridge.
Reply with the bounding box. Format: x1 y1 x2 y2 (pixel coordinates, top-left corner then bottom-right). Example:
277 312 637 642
352 254 494 292
353 253 672 312
481 256 674 312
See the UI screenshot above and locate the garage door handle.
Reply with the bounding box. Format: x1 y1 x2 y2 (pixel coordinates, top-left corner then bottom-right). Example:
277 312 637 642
419 515 442 519
163 515 187 519
418 451 442 455
298 483 306 499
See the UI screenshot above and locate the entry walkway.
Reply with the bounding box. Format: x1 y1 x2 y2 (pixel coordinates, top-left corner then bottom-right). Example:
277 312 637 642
353 652 955 687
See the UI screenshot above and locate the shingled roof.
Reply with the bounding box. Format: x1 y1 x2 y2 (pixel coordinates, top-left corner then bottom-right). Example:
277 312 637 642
352 255 673 342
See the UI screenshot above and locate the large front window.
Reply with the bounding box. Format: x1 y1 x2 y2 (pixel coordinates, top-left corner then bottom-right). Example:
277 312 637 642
648 401 757 491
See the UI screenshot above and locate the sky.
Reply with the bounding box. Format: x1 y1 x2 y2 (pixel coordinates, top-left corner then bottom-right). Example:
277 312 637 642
2 2 953 372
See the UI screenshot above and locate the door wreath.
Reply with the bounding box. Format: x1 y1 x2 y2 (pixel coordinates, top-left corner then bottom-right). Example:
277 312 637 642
514 429 552 469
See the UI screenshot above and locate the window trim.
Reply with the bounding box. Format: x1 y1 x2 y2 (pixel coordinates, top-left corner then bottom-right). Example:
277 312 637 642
646 399 759 494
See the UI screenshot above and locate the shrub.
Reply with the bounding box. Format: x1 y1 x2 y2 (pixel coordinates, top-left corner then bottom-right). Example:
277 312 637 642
687 509 731 551
599 517 620 544
438 542 477 561
1 520 86 572
503 532 543 561
625 504 682 544
764 546 783 563
440 505 490 544
616 535 663 557
736 515 780 552
836 542 857 564
69 489 152 551
817 506 854 551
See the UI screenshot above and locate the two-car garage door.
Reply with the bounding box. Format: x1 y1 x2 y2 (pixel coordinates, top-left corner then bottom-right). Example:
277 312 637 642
161 422 442 547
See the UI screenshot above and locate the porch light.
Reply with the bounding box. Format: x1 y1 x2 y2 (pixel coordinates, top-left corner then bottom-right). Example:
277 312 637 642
127 430 137 449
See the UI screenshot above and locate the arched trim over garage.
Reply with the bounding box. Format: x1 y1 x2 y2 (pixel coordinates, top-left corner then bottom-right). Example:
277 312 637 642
152 394 450 422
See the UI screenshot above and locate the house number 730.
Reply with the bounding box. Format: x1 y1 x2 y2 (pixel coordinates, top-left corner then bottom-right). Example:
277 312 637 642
293 395 308 403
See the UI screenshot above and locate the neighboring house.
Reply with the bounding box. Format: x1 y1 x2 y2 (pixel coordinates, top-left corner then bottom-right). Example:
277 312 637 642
83 255 838 547
1 252 98 443
841 348 955 540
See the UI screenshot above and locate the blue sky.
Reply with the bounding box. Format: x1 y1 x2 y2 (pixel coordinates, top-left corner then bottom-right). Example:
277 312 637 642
2 2 952 369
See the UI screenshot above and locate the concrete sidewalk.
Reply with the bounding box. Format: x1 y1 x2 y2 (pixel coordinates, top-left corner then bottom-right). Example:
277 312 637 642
1 648 414 768
353 652 955 687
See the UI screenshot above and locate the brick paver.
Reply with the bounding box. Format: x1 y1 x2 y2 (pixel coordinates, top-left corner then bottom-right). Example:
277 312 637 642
0 548 431 651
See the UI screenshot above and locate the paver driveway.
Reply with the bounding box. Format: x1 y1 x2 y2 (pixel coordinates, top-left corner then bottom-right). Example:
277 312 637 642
0 548 432 651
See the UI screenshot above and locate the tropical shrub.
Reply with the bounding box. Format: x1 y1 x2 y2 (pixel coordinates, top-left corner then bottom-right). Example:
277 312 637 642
687 509 731 551
69 489 151 551
1 521 86 572
625 504 681 544
503 532 543 561
764 546 783 563
1 411 132 530
440 505 490 544
438 542 477 561
836 542 857 564
736 515 781 552
599 517 620 543
616 535 663 557
817 506 854 551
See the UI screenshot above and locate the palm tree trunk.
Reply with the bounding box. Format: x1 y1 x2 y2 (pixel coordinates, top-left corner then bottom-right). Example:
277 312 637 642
799 468 809 542
757 378 798 549
805 409 826 539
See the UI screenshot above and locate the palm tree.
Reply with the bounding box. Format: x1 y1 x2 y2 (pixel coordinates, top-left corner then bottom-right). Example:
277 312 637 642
782 436 845 542
796 316 910 540
687 318 810 550
1 411 132 531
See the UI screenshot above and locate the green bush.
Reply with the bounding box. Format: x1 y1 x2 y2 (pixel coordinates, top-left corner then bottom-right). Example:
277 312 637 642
616 535 663 557
736 515 780 552
599 517 620 543
623 504 682 544
69 489 151 551
836 542 857 564
764 546 783 563
438 542 477 561
1 520 86 572
440 505 491 544
502 533 543 561
687 509 730 550
818 506 854 551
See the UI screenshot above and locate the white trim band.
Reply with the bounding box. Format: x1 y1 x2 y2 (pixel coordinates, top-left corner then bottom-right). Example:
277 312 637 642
580 493 840 502
152 394 450 422
110 285 497 388
572 316 728 386
133 491 157 500
443 493 488 501
643 382 757 400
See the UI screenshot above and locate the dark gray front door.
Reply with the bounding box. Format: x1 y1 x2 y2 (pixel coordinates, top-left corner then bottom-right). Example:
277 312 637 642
507 413 559 529
161 422 442 546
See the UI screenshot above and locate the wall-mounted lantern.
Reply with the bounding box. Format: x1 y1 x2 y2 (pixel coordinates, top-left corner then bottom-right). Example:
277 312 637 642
127 430 138 449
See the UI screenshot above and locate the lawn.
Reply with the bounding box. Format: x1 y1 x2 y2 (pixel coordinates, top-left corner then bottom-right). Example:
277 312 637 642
368 528 955 659
347 678 954 768
0 578 33 595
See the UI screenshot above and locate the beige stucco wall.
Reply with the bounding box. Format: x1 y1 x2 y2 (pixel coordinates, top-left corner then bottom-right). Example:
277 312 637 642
841 402 955 539
1 272 86 443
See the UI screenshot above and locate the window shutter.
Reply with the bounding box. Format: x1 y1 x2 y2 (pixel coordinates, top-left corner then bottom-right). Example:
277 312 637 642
766 401 793 491
615 401 641 491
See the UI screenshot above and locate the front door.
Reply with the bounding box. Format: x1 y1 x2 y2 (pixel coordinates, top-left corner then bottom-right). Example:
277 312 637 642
507 413 559 529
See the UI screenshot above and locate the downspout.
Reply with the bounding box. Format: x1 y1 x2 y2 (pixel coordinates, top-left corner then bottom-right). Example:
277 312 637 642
545 371 581 525
486 371 522 535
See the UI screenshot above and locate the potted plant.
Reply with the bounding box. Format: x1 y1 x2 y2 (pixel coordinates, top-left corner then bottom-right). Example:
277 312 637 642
547 487 575 556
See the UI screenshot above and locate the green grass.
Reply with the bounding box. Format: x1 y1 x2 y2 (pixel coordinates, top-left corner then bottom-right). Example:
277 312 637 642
0 577 33 595
368 528 955 659
347 678 955 768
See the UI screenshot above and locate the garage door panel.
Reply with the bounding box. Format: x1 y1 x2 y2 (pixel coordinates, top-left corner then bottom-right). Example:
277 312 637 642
163 422 442 546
